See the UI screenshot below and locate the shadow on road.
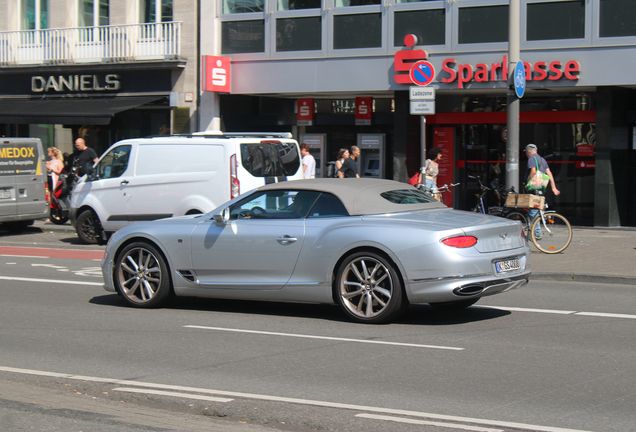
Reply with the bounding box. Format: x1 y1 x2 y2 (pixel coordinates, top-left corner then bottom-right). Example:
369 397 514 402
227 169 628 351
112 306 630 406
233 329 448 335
90 294 510 326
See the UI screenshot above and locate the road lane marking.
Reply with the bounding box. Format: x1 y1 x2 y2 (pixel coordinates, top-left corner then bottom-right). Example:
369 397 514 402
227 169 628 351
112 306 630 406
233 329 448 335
0 366 597 432
356 413 503 432
112 387 233 403
575 312 636 319
184 325 464 351
487 306 576 315
0 275 103 286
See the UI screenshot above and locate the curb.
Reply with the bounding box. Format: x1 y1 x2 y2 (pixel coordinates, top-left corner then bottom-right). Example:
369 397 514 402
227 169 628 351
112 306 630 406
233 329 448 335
531 272 636 286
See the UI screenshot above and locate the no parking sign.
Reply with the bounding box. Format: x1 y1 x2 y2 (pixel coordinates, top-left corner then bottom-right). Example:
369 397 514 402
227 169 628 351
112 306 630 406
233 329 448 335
409 61 435 86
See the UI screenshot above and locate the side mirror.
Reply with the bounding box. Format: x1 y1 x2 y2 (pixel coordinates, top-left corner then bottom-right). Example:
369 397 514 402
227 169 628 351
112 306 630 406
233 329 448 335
86 165 97 181
212 207 230 226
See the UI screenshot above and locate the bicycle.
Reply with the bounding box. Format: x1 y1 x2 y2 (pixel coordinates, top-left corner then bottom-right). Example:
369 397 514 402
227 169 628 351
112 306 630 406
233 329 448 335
416 182 459 201
487 186 531 237
468 175 490 214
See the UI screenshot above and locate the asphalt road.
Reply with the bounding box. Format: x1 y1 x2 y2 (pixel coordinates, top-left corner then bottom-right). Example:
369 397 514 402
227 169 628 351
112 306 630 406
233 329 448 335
1 227 635 432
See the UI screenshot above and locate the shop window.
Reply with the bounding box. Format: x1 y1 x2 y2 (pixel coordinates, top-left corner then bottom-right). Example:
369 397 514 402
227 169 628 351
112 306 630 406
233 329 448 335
79 0 109 27
223 0 264 14
222 20 265 53
334 13 381 49
277 0 320 10
458 5 508 44
139 0 172 23
277 17 321 51
21 0 48 30
600 0 636 38
527 1 584 41
394 9 445 47
335 0 380 6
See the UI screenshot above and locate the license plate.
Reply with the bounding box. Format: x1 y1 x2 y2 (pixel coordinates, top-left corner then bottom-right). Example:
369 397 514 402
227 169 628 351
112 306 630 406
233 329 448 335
0 191 10 199
495 258 521 273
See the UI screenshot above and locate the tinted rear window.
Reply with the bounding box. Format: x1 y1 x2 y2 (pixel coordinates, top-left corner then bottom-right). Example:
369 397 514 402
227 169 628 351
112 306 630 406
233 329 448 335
240 141 300 177
381 189 437 204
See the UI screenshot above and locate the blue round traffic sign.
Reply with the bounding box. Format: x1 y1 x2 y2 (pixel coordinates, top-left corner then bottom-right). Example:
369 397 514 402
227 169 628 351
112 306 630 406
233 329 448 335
514 60 526 98
410 61 435 86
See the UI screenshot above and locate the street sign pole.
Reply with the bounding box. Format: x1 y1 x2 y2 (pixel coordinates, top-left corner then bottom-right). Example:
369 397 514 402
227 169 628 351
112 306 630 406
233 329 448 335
506 0 521 193
409 87 436 168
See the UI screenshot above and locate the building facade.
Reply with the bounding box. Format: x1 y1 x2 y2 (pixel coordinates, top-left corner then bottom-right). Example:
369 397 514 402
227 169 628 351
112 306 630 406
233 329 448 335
0 0 199 157
202 0 636 227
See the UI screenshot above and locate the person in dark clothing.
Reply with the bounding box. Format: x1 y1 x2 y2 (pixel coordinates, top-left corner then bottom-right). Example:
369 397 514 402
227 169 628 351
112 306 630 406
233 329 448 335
74 138 99 176
337 145 360 178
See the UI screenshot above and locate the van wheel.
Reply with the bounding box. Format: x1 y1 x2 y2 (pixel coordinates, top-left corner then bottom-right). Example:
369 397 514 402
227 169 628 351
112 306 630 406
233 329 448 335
76 210 100 244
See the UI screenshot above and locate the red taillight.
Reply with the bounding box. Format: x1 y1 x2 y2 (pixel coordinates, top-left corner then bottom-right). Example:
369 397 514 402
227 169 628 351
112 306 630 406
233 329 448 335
45 184 50 203
441 235 478 248
230 153 239 199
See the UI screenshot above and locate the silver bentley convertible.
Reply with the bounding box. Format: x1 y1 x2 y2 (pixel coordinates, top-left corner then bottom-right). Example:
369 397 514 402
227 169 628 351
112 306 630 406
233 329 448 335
101 179 531 324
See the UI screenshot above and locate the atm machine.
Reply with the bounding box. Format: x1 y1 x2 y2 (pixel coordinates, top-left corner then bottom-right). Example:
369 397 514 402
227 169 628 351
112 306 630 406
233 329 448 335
356 134 385 178
300 133 326 177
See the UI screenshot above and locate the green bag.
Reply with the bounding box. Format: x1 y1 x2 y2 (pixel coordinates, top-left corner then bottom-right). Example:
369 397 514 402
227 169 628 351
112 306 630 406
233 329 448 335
526 156 550 191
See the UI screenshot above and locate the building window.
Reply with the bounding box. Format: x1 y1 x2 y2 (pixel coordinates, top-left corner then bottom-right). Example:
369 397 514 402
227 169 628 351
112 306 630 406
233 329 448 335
79 0 109 27
140 0 172 23
527 1 584 41
223 0 264 14
222 20 265 53
600 0 636 37
21 0 48 30
458 5 508 44
335 0 380 6
334 13 381 49
394 8 445 46
277 17 321 51
278 0 320 10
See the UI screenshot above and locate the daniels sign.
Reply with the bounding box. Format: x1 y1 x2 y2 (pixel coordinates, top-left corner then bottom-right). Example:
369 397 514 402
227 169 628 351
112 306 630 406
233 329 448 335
32 74 120 93
393 35 580 89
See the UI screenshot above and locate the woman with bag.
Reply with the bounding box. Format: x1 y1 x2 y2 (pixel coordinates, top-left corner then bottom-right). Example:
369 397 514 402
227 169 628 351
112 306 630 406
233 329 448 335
418 147 443 201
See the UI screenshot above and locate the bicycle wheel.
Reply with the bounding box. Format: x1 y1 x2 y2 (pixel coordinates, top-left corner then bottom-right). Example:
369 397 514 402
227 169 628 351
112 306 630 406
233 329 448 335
506 211 529 240
530 212 572 253
487 207 503 217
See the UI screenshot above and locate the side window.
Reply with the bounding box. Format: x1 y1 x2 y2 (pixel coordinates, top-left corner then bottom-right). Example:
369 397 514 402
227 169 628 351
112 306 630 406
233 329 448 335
230 190 320 220
307 193 349 218
96 145 131 179
240 141 301 177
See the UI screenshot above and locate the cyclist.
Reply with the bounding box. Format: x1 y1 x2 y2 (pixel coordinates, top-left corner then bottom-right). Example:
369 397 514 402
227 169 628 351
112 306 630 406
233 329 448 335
524 143 560 239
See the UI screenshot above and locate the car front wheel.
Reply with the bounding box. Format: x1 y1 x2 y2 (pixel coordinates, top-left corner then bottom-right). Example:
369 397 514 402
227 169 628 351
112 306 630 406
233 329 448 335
335 251 406 324
75 210 100 244
114 242 171 308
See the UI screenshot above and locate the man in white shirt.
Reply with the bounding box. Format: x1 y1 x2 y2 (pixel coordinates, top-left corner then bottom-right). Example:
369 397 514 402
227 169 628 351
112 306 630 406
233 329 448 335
300 143 316 179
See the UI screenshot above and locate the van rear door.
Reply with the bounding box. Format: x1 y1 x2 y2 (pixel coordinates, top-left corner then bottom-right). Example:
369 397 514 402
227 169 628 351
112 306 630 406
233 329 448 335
0 141 18 217
14 139 47 217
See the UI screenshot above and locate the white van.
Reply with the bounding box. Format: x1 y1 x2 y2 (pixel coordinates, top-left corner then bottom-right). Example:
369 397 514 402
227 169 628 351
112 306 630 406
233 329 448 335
0 138 48 232
70 132 304 244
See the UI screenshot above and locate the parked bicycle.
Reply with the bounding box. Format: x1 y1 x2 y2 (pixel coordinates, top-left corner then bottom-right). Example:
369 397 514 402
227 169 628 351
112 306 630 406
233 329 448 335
417 182 459 201
468 175 490 214
487 186 530 236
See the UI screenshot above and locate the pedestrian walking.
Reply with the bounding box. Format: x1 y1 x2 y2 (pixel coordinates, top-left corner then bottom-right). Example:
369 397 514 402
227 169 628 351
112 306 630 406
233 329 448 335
338 146 360 178
300 143 316 179
419 147 442 201
74 138 99 177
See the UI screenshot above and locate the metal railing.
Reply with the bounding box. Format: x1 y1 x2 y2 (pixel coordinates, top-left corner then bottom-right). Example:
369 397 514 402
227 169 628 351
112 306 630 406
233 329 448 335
0 22 181 66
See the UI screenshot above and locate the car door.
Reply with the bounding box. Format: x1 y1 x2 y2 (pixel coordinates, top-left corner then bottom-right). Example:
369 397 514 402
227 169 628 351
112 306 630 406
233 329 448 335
190 189 320 290
84 144 134 231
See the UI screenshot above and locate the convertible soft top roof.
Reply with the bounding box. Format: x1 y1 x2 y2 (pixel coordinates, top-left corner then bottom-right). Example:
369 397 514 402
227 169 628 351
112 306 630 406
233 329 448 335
258 178 446 216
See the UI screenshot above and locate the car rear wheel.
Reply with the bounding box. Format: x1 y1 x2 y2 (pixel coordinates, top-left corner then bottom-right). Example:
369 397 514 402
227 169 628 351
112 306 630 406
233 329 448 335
335 251 406 324
115 241 171 308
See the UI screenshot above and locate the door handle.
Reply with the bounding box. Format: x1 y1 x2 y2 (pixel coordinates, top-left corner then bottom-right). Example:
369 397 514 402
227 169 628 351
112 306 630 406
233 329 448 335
277 235 297 245
120 180 129 185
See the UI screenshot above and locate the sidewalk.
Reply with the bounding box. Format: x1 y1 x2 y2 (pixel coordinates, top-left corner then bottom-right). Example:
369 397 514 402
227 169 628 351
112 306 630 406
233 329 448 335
34 221 636 286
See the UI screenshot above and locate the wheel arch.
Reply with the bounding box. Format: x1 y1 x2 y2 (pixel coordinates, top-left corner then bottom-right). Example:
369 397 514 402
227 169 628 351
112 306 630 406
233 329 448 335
330 246 407 305
111 236 175 297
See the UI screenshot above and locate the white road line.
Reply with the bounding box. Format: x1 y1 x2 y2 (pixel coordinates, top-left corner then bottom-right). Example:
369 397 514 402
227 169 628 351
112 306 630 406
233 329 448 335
0 366 596 432
0 254 49 258
112 387 233 403
184 325 464 351
0 275 103 286
575 312 636 320
485 306 576 315
356 413 504 432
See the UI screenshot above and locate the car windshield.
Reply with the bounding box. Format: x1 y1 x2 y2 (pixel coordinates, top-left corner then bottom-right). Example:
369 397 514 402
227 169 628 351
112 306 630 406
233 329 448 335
380 189 437 204
240 141 300 177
